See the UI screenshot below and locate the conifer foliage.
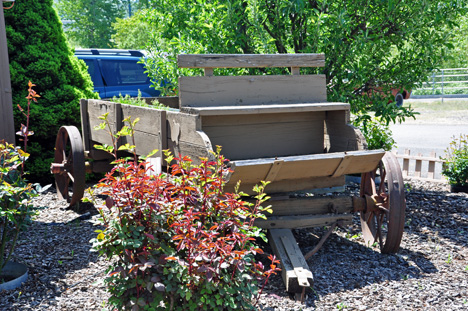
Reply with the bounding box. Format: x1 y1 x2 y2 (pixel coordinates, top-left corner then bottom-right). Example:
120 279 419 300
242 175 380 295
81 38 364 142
5 0 97 183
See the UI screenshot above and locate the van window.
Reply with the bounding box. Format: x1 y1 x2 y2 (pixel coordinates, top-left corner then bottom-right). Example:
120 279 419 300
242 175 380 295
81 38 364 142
100 60 149 86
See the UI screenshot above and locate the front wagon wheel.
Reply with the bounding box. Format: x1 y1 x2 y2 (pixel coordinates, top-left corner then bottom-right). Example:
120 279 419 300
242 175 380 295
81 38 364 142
359 152 406 254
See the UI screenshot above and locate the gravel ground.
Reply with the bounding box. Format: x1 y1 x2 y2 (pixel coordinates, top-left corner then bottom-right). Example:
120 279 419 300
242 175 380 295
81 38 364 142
1 179 467 311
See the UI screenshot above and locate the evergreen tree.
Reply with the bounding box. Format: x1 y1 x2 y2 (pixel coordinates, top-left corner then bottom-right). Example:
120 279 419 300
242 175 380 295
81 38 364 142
5 0 98 184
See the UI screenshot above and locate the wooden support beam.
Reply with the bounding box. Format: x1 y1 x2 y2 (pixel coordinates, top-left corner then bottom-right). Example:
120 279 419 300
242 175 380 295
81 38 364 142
256 214 352 229
264 159 284 182
268 229 313 293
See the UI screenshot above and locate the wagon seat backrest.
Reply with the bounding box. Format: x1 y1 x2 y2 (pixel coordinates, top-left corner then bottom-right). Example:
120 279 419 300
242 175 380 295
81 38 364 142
177 54 362 161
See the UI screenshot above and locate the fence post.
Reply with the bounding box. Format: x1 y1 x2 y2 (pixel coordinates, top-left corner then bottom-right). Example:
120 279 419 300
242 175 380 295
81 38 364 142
432 71 436 95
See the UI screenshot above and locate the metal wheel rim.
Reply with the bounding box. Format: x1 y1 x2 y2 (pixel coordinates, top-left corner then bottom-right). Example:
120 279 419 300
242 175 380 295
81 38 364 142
360 152 406 253
52 126 86 206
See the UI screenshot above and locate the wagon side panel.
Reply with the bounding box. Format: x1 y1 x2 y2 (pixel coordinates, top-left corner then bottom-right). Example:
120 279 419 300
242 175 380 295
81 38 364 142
201 111 325 161
120 105 166 158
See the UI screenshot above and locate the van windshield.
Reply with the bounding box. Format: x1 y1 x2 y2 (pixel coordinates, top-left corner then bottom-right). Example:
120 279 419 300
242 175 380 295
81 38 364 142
100 59 149 86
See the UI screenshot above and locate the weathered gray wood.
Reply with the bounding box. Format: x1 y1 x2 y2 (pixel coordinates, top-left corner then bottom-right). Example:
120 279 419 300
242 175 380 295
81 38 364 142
183 102 350 116
201 111 325 160
179 75 327 107
120 104 167 158
0 6 15 143
166 111 213 162
268 229 313 293
227 150 385 188
225 175 345 195
324 110 366 152
178 53 325 69
80 99 90 152
268 196 354 216
86 99 121 148
256 214 353 229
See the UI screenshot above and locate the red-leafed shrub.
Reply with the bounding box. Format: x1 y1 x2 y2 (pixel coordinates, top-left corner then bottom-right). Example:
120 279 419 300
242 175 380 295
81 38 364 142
89 115 279 311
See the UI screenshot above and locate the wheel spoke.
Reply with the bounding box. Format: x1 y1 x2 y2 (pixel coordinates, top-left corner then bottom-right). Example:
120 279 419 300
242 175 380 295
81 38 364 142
67 171 75 183
378 169 387 194
377 214 384 250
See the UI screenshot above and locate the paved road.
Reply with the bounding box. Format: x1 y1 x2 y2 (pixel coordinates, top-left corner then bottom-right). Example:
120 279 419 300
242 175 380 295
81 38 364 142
390 124 468 157
389 97 468 178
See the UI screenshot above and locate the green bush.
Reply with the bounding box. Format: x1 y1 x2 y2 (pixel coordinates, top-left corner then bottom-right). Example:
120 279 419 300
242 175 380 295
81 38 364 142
442 134 468 186
5 0 98 184
353 117 396 151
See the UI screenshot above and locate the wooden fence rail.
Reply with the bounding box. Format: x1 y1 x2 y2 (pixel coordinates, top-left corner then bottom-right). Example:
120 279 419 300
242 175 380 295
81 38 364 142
394 150 447 183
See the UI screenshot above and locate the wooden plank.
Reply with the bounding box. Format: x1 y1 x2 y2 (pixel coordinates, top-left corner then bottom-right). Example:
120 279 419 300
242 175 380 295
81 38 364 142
80 99 90 152
268 229 313 293
120 105 167 158
183 102 350 116
415 153 422 178
402 149 410 177
324 110 365 152
256 214 352 229
225 175 345 195
291 67 300 75
166 111 213 162
178 53 325 68
267 196 354 216
227 150 385 188
428 151 436 180
204 68 214 76
86 99 120 147
115 103 123 150
265 160 284 183
331 155 352 177
201 111 325 160
179 75 327 107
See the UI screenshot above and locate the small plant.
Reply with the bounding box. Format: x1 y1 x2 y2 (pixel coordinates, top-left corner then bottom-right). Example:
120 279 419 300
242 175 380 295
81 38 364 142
353 116 396 151
0 82 39 271
445 254 453 264
441 134 468 186
337 302 348 310
111 91 171 110
89 114 280 310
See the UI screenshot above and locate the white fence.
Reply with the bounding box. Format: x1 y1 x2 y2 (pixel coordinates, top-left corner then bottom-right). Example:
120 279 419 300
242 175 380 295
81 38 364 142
413 68 468 96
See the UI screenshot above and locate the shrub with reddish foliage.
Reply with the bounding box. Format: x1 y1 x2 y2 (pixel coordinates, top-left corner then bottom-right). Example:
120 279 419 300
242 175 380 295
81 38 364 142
89 115 279 311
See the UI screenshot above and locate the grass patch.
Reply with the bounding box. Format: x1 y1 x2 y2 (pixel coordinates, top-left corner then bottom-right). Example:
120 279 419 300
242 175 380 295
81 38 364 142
404 100 468 112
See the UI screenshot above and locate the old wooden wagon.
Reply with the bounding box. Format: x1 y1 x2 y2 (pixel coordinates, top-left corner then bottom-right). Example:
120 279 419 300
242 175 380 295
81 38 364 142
51 53 406 297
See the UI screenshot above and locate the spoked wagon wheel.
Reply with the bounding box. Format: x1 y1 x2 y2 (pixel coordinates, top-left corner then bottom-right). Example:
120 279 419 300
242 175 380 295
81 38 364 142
360 152 406 254
50 126 86 207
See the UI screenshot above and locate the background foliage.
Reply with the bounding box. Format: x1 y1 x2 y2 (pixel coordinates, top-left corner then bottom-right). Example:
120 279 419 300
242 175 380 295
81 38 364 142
54 0 154 48
110 0 467 125
5 0 97 183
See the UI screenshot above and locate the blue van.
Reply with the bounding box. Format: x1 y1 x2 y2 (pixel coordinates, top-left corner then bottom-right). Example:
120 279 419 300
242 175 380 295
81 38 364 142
75 49 160 99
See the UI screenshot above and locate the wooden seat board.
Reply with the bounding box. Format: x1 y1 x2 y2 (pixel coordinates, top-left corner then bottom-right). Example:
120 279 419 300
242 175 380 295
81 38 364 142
183 102 350 116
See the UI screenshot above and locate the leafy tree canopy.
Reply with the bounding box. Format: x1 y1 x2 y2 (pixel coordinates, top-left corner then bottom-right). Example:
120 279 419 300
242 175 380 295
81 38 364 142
115 0 467 124
54 0 125 48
